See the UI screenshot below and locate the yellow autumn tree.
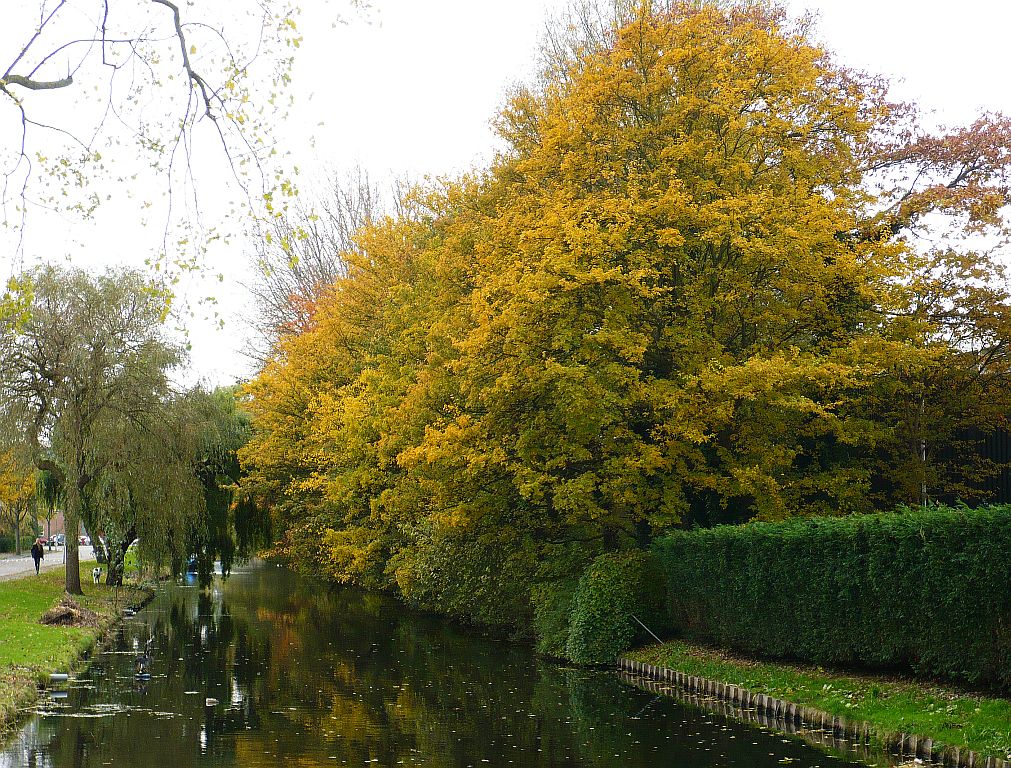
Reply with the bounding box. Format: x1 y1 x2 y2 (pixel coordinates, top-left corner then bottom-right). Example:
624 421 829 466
0 447 37 554
241 1 1011 631
241 186 482 589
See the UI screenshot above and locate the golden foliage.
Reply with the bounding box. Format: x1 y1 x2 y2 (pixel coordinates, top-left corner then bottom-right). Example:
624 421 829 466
240 3 1011 621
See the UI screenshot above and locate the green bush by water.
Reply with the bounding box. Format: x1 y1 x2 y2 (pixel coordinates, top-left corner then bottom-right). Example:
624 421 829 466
565 551 665 665
653 504 1011 689
396 522 537 634
531 577 579 659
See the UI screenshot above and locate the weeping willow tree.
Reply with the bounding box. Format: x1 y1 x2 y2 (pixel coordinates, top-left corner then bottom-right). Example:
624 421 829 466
0 267 260 589
0 266 186 594
186 386 257 588
36 469 63 548
87 394 208 586
91 385 260 587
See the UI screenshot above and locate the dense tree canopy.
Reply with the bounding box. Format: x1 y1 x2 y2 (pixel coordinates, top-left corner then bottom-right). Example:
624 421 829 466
0 267 185 591
240 1 1011 633
0 266 260 588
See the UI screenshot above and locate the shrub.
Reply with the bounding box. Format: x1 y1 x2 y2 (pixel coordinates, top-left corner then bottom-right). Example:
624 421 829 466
653 505 1011 689
393 522 537 635
531 577 579 658
566 551 665 665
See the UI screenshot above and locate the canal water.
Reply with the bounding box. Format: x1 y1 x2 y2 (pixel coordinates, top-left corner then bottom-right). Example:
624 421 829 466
2 562 871 768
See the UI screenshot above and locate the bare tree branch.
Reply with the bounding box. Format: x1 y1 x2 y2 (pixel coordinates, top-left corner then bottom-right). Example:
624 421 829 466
152 0 216 119
3 0 68 80
0 0 314 271
2 73 74 90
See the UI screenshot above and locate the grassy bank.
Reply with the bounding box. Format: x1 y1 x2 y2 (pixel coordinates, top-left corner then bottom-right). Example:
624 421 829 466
628 641 1011 762
0 563 151 735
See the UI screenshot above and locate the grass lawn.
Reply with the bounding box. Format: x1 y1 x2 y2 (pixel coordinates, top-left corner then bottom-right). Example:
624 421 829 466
0 563 150 735
628 640 1011 763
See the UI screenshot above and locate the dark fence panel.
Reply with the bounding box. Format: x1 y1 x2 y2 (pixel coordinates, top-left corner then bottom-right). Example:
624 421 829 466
981 428 1011 502
931 427 1011 506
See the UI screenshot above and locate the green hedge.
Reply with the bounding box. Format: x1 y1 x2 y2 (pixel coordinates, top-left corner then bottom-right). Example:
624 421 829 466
565 551 665 665
653 505 1011 689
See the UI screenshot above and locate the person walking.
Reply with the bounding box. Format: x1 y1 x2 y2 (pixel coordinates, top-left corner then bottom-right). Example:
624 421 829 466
30 538 44 575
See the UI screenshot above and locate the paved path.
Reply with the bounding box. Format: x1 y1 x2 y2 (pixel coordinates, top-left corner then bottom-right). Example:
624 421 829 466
0 546 97 582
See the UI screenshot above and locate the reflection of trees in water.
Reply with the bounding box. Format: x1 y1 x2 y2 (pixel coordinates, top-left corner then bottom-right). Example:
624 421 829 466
16 582 265 768
216 573 866 768
7 567 869 768
214 571 631 766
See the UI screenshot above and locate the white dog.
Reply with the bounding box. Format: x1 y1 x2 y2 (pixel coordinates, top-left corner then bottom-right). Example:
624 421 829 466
92 567 102 584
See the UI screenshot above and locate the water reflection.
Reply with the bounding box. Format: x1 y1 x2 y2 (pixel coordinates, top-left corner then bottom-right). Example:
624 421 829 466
2 563 870 768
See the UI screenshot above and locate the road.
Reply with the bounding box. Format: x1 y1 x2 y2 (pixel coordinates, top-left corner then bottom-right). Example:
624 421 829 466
0 546 97 582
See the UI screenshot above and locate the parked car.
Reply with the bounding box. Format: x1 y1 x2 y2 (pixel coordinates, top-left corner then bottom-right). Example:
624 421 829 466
54 534 65 546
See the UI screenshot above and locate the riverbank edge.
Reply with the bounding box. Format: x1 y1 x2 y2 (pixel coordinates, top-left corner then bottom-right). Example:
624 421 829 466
618 653 1010 768
0 574 155 739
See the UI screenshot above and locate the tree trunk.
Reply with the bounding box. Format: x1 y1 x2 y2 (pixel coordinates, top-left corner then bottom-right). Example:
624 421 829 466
65 518 82 594
105 544 125 587
14 526 21 556
64 483 83 595
104 526 135 587
634 518 652 550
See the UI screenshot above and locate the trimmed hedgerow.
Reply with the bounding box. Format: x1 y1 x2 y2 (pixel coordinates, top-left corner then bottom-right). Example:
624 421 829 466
565 551 665 665
653 505 1011 689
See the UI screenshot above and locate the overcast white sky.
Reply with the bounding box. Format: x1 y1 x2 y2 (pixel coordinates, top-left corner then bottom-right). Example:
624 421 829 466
3 0 1010 387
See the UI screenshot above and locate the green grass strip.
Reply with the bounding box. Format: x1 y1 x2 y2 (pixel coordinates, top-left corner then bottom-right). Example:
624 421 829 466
0 563 150 736
628 640 1011 762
